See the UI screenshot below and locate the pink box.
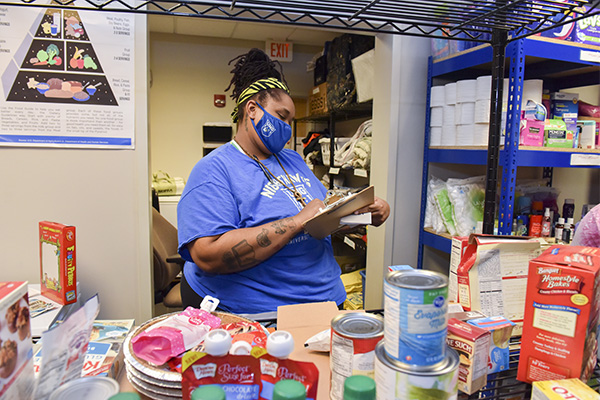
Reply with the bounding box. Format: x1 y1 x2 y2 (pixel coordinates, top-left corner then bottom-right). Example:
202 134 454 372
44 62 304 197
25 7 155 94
520 118 545 147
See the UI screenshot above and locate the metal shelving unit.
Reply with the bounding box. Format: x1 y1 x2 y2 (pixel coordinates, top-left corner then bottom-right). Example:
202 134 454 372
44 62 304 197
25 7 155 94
418 36 600 267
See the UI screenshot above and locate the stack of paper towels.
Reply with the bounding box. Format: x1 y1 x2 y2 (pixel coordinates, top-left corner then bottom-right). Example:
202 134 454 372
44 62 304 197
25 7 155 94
429 77 544 147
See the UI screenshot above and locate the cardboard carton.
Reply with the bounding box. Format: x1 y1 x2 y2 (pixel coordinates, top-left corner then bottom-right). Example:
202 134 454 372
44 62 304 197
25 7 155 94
573 7 600 46
447 318 491 394
532 378 600 400
39 221 77 305
449 237 469 303
467 316 515 374
456 234 542 336
308 83 328 115
517 246 600 384
0 282 35 399
579 116 600 147
545 119 573 148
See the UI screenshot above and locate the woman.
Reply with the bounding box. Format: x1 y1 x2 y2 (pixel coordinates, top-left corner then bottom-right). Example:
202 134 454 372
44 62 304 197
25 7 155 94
177 48 390 313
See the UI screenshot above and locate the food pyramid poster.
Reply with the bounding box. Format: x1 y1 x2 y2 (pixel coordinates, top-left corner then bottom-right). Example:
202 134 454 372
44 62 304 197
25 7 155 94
0 5 135 148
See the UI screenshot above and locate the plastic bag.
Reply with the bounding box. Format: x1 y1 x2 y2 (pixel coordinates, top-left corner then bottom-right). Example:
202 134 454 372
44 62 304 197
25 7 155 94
446 176 485 237
426 177 446 233
431 178 457 236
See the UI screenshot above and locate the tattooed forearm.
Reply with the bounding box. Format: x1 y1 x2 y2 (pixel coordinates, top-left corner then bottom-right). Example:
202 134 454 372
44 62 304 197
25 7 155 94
257 228 271 247
271 217 297 235
222 240 257 270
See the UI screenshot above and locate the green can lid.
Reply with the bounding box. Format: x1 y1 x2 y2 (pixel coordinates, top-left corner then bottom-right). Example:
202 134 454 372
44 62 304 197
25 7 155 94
272 379 307 400
343 375 376 400
108 394 141 400
191 385 227 400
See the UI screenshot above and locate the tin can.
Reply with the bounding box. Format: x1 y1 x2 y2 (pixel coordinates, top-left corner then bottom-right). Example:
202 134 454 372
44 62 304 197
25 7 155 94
384 269 448 367
374 340 459 400
330 313 384 400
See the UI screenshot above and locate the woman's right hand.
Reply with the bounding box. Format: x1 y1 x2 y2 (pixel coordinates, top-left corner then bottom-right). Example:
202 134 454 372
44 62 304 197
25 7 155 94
295 198 325 226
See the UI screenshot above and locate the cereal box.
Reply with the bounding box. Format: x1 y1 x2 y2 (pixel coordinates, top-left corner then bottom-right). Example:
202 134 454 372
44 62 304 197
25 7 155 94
532 378 600 400
467 316 515 374
517 246 600 384
0 282 35 400
447 318 491 394
39 221 77 305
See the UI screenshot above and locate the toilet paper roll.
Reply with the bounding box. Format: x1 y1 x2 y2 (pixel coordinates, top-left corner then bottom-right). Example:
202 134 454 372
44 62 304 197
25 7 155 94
521 79 543 108
430 106 443 127
441 125 457 146
456 124 475 146
473 123 489 146
445 82 457 105
456 79 477 103
475 99 491 123
430 127 442 146
431 86 445 107
443 105 455 126
457 102 476 125
476 75 492 100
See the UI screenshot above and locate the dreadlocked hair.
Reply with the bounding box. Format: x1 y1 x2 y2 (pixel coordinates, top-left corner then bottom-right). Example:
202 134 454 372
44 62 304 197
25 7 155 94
225 48 289 123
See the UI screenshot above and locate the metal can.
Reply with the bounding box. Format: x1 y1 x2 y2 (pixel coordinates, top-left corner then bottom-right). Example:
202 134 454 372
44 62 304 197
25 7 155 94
374 340 459 400
330 313 384 400
384 269 448 367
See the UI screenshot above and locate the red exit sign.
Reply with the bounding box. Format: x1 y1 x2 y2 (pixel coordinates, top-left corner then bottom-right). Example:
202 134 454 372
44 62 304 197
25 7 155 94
266 41 293 62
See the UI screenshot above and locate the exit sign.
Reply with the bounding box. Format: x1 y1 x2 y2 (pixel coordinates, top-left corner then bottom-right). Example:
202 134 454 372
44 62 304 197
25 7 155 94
266 41 293 62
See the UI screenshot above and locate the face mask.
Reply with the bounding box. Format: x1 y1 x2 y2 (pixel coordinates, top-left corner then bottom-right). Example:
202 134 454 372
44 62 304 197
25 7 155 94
251 102 292 154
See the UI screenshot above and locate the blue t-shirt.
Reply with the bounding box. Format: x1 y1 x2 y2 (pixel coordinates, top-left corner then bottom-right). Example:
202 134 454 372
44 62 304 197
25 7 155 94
177 142 346 314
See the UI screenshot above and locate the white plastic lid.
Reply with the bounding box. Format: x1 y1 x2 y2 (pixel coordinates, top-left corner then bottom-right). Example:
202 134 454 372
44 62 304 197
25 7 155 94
567 218 574 224
558 218 565 224
230 341 253 355
204 329 232 356
565 198 574 204
267 330 295 358
544 208 550 216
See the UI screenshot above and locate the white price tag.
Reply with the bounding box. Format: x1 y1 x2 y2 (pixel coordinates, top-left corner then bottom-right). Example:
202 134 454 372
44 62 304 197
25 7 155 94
343 235 356 250
329 167 340 174
354 168 368 177
580 50 600 63
570 153 600 166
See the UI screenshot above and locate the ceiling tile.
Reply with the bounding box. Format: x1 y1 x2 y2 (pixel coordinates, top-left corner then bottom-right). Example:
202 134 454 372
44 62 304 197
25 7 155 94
174 18 237 38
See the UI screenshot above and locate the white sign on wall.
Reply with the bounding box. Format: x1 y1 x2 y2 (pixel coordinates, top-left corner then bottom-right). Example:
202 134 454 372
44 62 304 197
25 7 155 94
266 40 293 62
0 4 135 149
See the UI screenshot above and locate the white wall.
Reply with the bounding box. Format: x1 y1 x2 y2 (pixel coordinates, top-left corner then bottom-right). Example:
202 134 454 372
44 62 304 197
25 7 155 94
149 33 320 181
0 15 152 322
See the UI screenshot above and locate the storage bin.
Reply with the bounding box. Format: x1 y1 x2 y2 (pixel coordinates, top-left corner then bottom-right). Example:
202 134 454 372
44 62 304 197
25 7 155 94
319 137 351 166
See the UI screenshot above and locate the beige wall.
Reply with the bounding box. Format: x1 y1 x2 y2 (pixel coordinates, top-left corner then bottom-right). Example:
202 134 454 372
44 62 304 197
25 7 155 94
149 33 321 181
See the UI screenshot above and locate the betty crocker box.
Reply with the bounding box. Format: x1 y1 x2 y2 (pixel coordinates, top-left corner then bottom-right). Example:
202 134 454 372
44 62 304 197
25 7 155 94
39 221 77 305
517 246 600 384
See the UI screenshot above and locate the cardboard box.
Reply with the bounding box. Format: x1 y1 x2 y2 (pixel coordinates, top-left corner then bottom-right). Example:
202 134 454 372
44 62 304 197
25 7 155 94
456 235 542 336
0 282 35 399
449 236 469 303
545 119 573 148
467 316 515 374
520 117 545 147
550 92 579 120
39 221 77 305
447 318 491 394
308 83 328 115
532 378 600 400
577 120 596 149
573 7 600 46
517 246 600 384
579 116 600 147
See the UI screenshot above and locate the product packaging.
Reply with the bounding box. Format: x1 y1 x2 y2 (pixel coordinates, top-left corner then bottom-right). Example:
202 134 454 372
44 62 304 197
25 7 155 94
0 282 35 399
572 7 600 45
578 120 597 149
520 118 546 147
257 352 318 400
467 316 515 374
446 318 491 394
456 234 542 335
545 119 573 148
517 246 600 384
532 378 600 400
579 116 600 147
449 237 470 303
39 221 77 305
550 92 579 120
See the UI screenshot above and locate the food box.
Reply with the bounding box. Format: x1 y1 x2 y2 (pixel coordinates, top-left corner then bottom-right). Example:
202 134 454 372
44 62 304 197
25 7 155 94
456 234 542 336
0 282 35 399
308 82 328 115
545 119 573 148
39 221 77 305
467 316 515 374
517 246 600 384
532 378 600 400
447 318 491 394
449 236 469 303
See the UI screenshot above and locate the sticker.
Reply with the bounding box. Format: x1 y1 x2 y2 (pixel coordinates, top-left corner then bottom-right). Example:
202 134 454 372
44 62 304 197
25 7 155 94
354 168 368 178
329 167 340 175
344 236 356 250
571 294 589 306
580 49 600 63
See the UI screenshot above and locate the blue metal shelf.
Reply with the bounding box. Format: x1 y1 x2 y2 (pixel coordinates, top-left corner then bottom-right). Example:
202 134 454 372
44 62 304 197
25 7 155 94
428 148 489 165
421 230 452 254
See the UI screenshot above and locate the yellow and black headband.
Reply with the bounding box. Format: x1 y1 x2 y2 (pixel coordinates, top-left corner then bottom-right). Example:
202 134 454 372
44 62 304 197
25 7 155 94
231 77 289 123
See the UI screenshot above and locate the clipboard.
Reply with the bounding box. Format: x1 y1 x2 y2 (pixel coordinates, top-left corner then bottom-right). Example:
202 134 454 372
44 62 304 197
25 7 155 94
303 186 375 240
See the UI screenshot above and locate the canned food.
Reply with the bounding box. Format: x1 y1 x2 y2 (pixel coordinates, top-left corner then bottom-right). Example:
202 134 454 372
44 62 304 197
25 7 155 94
330 313 384 400
374 340 459 400
384 269 448 367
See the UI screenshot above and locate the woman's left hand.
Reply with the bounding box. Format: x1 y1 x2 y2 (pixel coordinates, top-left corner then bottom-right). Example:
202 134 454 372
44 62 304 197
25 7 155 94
354 196 390 227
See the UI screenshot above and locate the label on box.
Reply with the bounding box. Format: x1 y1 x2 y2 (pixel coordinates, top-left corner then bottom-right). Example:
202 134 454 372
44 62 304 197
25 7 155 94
532 378 600 400
39 221 77 305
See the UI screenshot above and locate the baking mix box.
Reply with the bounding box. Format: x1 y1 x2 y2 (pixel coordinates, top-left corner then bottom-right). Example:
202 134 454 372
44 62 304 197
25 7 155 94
447 318 491 395
0 282 35 400
532 378 600 400
517 246 600 384
39 221 77 305
467 316 515 374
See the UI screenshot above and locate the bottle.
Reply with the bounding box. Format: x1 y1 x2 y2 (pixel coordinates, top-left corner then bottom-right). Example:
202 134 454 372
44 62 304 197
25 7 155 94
532 201 544 215
563 198 575 220
541 208 552 237
517 215 529 236
272 379 307 400
267 330 295 359
562 220 571 244
568 217 575 242
555 218 565 242
192 385 226 400
343 375 376 400
511 219 517 236
204 329 233 356
529 215 543 237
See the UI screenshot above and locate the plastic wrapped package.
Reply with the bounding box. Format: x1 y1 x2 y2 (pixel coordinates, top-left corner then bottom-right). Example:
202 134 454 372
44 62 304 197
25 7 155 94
446 176 485 237
426 177 454 235
334 119 372 168
514 180 560 217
